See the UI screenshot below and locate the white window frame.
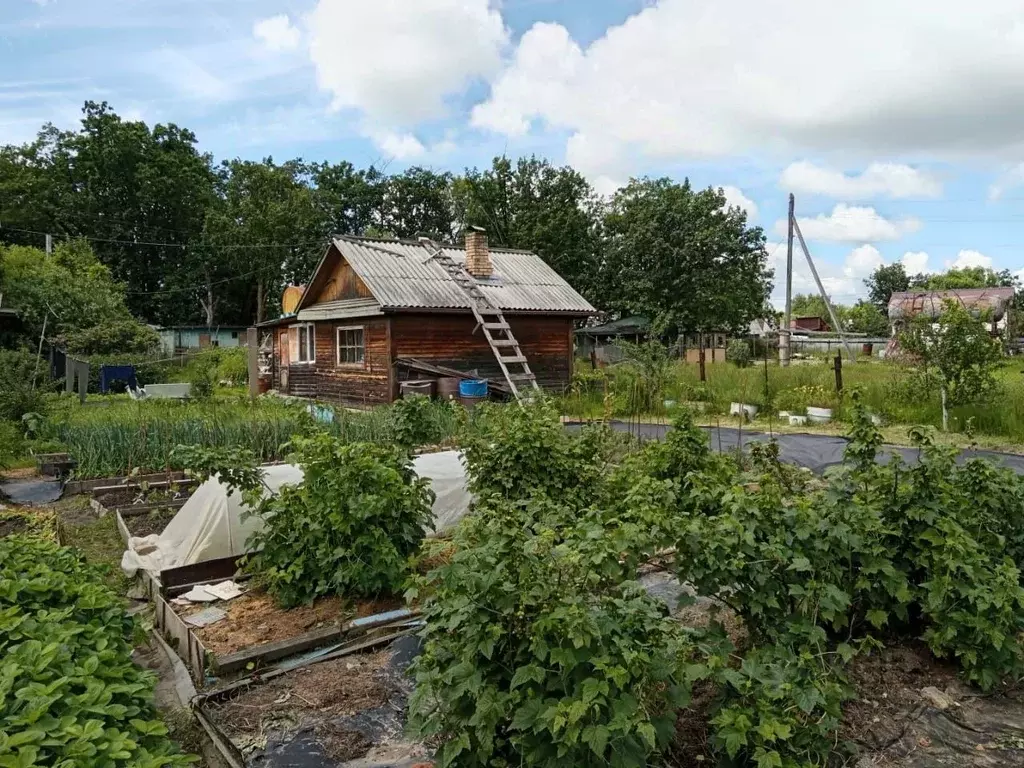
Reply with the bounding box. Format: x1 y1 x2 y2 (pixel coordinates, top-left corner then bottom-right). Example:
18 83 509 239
336 325 366 368
296 323 316 364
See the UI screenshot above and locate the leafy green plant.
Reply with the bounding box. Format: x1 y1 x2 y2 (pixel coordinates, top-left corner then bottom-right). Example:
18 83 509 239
187 358 216 399
462 398 616 510
408 495 719 768
0 536 196 767
241 434 434 606
726 338 753 368
900 299 1003 430
0 420 23 469
392 395 458 448
0 349 47 422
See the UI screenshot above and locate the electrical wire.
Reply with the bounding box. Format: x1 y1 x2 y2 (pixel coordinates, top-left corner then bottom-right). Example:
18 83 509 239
0 225 325 250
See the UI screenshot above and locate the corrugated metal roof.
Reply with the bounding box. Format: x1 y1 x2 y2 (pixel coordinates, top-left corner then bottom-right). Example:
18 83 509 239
334 236 596 314
888 287 1015 322
297 297 383 321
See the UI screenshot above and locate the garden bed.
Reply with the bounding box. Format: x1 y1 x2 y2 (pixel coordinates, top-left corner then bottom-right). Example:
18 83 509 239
155 566 416 686
193 633 426 768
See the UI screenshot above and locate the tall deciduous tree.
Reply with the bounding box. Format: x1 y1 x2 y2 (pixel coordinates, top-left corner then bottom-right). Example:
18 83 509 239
203 159 329 325
452 157 603 300
865 263 910 312
1 240 158 355
911 266 1017 290
602 179 771 377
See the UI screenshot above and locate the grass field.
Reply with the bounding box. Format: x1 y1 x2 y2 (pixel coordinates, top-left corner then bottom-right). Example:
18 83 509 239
562 357 1024 447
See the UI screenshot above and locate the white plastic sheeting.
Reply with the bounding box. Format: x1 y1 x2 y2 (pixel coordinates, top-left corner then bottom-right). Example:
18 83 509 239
121 451 470 577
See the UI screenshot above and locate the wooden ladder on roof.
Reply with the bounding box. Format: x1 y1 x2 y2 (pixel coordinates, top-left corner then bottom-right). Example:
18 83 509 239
420 238 540 401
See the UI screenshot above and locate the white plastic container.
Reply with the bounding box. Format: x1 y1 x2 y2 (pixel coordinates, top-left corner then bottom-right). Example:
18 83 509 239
730 402 759 419
806 406 833 424
789 415 808 426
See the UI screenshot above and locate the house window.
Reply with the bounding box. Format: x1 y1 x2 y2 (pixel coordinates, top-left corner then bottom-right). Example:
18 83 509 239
297 323 316 363
337 326 365 366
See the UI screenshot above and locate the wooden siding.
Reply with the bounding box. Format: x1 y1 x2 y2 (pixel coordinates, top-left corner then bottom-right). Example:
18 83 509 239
391 312 573 392
305 248 372 306
311 318 390 405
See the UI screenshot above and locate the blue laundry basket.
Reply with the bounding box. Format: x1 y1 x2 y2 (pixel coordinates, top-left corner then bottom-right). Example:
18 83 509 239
458 379 488 398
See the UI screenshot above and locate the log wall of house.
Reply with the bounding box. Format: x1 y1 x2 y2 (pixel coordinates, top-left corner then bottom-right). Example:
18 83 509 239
390 312 574 392
312 318 391 405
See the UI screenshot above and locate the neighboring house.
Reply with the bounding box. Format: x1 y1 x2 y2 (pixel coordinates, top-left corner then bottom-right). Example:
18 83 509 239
577 316 772 365
260 231 596 404
575 315 649 363
888 288 1014 335
156 326 248 355
790 316 830 333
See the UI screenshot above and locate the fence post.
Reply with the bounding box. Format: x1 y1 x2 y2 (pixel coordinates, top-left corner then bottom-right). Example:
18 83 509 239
833 353 843 393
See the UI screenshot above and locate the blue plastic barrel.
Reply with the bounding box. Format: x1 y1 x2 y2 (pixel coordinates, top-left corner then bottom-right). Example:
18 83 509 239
459 379 488 398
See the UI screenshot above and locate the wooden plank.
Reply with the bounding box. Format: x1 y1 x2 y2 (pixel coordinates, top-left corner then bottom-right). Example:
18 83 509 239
192 706 246 768
65 470 189 496
117 499 187 518
212 625 345 675
159 555 244 594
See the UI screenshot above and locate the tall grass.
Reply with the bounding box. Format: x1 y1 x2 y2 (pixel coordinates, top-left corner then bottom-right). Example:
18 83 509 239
562 357 1024 443
46 395 464 479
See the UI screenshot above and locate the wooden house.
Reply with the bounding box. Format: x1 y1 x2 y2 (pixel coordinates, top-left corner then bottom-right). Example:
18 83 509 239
259 230 596 405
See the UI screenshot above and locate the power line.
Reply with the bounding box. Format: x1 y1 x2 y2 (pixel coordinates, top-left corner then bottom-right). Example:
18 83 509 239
0 225 325 250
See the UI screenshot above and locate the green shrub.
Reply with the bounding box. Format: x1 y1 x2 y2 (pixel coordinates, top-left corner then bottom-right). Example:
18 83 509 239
0 349 46 421
726 338 753 368
0 420 23 469
408 496 716 768
0 536 195 766
242 434 434 606
215 348 249 387
391 395 458 448
187 359 216 399
462 398 615 510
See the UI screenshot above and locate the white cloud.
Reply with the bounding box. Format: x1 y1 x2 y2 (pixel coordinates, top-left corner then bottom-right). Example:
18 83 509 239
372 131 427 159
946 249 993 270
901 251 931 274
720 185 758 220
308 0 507 126
844 244 884 278
473 1 1024 179
254 14 301 52
779 204 921 243
780 161 942 200
988 163 1024 200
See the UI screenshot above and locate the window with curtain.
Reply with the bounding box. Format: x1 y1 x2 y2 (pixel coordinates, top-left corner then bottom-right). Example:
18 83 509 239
337 326 365 366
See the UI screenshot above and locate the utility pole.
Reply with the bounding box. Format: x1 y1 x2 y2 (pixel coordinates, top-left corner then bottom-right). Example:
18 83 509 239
45 234 52 255
779 193 795 366
792 217 856 361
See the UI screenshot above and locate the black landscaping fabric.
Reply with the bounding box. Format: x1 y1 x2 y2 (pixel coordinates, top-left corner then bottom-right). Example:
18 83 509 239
567 421 1024 475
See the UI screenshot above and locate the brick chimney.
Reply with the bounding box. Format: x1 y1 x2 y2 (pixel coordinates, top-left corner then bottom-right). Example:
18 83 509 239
465 226 493 279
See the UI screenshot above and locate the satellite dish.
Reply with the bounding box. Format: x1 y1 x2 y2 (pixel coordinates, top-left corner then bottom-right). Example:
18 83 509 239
282 285 305 315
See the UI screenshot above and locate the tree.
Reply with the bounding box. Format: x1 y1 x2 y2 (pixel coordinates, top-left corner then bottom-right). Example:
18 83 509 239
602 178 771 379
911 266 1017 291
378 167 456 240
0 239 158 355
203 159 328 324
900 300 1002 431
846 300 889 336
865 263 910 312
452 156 604 301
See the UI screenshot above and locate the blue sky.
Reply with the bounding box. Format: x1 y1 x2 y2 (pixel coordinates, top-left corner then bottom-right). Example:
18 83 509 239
5 0 1024 308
